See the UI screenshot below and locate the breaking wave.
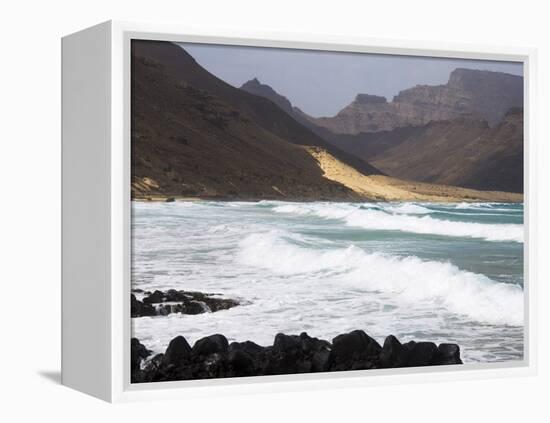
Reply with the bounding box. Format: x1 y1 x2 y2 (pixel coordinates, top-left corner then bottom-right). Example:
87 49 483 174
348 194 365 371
272 203 523 242
237 231 524 326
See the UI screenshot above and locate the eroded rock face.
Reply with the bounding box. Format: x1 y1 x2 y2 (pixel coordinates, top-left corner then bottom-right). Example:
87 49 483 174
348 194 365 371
130 330 463 383
310 68 523 134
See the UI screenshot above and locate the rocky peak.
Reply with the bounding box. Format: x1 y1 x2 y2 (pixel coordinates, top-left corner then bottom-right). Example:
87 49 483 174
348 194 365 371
242 77 261 87
310 68 523 134
447 68 523 92
354 94 387 105
240 78 294 114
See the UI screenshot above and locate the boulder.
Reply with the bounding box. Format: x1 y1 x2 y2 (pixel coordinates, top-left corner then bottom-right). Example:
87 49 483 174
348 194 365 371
438 343 463 365
403 341 440 367
311 350 332 372
183 301 207 315
273 333 301 352
203 296 240 312
227 349 255 376
162 336 192 366
133 289 239 316
142 290 165 304
130 294 156 317
130 338 151 373
131 330 463 383
265 332 331 375
379 335 407 368
192 334 229 356
331 330 382 370
229 340 265 357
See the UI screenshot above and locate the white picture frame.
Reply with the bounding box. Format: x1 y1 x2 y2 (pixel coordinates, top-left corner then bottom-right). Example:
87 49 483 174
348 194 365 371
61 20 538 403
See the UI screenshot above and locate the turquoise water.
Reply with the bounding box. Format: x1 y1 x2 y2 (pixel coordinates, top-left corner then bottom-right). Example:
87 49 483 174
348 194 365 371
131 200 524 363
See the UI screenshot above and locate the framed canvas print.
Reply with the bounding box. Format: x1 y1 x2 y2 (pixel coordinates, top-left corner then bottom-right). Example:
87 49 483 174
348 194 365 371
61 21 537 402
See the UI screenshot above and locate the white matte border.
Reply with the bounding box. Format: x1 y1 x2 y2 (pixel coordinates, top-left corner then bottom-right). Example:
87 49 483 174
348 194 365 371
108 20 537 403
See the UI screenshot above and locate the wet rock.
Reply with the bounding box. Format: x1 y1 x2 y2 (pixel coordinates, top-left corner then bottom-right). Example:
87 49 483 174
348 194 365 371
229 340 265 357
227 349 256 376
193 334 229 356
131 330 462 383
142 290 165 304
183 301 207 315
379 335 407 368
403 341 440 367
162 336 192 366
265 332 331 375
331 330 382 371
311 349 332 372
438 343 463 365
131 294 156 317
132 289 239 317
131 338 151 373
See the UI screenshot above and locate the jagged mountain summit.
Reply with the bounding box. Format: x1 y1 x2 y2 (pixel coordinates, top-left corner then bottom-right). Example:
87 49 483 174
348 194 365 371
305 68 523 134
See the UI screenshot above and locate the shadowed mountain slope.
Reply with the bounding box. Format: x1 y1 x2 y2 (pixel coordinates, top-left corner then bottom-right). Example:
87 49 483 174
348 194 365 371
241 78 523 194
369 109 524 193
131 41 382 178
131 44 369 200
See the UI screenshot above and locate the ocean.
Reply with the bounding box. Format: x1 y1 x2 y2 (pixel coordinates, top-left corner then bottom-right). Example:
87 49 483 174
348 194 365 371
131 200 524 363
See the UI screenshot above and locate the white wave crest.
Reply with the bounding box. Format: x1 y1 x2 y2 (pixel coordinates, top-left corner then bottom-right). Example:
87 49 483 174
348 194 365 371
383 203 432 215
237 231 524 326
273 203 523 242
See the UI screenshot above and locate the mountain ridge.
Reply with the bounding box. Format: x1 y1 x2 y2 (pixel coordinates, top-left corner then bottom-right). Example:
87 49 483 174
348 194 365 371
132 41 382 177
240 76 523 193
303 68 523 134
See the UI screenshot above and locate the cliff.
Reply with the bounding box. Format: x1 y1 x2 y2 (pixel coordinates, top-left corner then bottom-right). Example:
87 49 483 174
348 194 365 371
307 68 523 134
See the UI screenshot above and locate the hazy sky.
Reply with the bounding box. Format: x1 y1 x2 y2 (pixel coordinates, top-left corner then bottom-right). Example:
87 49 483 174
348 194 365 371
182 43 523 117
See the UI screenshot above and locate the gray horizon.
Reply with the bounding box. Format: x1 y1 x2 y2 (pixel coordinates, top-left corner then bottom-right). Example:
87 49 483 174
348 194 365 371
181 43 523 118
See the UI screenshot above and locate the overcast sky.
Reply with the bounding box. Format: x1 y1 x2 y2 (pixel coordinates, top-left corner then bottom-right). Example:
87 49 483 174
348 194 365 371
181 43 523 118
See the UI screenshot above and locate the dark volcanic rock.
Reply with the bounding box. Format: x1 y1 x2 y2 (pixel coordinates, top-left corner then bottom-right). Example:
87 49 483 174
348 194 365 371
227 349 256 376
402 341 441 367
193 334 229 356
331 330 382 371
438 343 463 365
379 335 408 368
163 336 192 366
263 332 333 375
131 330 462 383
131 294 156 317
131 289 239 317
142 290 165 304
131 338 152 373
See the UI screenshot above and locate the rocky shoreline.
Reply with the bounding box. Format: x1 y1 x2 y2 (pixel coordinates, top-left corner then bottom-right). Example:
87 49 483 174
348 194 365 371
131 330 462 383
131 289 240 317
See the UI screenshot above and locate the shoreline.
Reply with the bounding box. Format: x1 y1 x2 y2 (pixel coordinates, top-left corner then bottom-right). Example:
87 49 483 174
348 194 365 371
131 330 463 383
131 194 524 203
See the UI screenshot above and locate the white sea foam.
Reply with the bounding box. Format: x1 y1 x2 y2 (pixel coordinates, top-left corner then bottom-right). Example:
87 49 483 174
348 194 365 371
237 231 524 326
383 203 432 215
273 203 523 242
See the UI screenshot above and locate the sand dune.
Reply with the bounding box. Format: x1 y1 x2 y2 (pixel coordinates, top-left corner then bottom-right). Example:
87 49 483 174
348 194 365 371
305 147 523 203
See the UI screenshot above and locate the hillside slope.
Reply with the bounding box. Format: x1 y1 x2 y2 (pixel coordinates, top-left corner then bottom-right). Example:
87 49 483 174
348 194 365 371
131 45 366 201
132 40 382 178
370 109 524 193
306 147 522 202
